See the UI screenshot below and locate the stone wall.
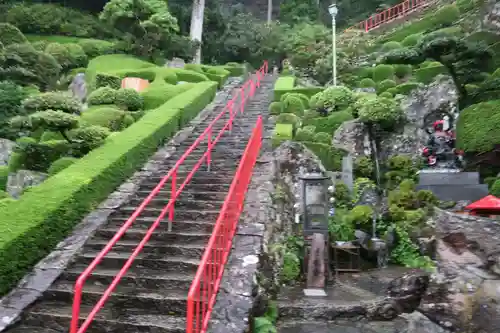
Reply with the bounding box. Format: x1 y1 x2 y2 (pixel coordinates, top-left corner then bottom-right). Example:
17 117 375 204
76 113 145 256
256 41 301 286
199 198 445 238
484 0 500 33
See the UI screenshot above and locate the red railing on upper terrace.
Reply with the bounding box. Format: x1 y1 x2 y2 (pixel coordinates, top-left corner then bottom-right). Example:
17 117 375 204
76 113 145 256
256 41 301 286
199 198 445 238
70 60 269 333
344 0 434 33
186 115 263 333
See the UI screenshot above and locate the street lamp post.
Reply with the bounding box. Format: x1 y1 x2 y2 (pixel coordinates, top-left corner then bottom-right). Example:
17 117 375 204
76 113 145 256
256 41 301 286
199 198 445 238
328 3 338 86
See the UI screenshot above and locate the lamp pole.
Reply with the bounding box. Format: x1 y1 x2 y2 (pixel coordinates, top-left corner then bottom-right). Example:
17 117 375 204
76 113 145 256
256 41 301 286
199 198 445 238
328 4 338 86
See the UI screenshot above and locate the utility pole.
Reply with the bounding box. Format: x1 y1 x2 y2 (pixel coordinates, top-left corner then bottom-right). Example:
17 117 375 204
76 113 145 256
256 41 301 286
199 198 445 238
190 0 206 64
267 0 273 23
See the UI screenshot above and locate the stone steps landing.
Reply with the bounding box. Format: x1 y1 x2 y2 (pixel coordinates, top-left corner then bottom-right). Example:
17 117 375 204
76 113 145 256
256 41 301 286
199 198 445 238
5 77 275 333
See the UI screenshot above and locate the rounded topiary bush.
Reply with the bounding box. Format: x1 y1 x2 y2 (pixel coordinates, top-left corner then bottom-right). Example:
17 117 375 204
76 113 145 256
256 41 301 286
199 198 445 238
359 78 376 88
283 95 305 116
395 82 420 95
95 73 121 90
295 127 315 142
64 43 88 68
0 23 27 46
48 156 78 176
357 67 373 79
377 79 397 94
269 101 283 115
314 132 332 144
275 113 301 129
87 87 117 106
0 81 28 124
491 179 500 197
433 4 460 26
22 92 81 114
184 64 205 74
456 100 500 153
78 39 115 58
45 42 73 70
114 88 144 111
372 64 395 82
394 64 412 78
317 86 354 112
379 91 393 98
382 41 402 52
401 34 422 47
358 96 404 129
70 125 110 156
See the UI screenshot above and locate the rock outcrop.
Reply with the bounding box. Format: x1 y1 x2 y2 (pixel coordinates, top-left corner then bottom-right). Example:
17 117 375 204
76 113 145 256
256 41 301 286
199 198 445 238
6 170 47 198
0 139 15 167
484 0 500 33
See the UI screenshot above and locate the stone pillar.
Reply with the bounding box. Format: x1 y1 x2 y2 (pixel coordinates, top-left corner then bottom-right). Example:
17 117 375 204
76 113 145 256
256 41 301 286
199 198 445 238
190 0 206 64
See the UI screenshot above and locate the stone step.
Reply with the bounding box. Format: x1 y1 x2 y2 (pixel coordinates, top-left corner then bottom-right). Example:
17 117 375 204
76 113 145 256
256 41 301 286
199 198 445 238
105 217 215 232
142 173 232 185
136 190 228 201
114 206 221 220
137 182 231 194
60 267 196 292
43 281 190 315
92 228 211 244
83 239 206 258
71 252 200 274
126 196 225 210
154 163 237 173
19 301 185 333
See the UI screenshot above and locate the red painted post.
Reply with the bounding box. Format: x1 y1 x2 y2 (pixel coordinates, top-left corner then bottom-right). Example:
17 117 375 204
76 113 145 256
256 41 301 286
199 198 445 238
228 102 233 132
240 88 245 114
206 129 212 172
168 170 176 229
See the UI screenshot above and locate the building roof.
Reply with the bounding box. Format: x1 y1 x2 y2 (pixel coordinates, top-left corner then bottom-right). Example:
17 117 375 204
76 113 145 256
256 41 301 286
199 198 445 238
465 195 500 211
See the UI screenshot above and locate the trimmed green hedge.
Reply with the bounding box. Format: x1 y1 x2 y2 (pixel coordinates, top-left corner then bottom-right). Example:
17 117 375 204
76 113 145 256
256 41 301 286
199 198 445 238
414 64 448 84
302 142 346 171
272 123 294 146
273 76 323 101
0 81 217 296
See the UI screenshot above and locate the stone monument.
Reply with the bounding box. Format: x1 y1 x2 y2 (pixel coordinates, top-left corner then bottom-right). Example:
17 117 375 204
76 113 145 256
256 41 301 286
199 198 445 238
68 73 87 103
166 57 186 69
341 155 354 191
306 233 326 291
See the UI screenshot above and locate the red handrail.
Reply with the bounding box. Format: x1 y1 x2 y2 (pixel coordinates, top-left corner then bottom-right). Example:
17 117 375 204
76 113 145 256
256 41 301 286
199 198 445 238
69 60 268 333
186 115 263 333
344 0 434 33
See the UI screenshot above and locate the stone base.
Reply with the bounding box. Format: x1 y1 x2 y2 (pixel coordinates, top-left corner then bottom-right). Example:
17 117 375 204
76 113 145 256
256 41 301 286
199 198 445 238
303 288 327 297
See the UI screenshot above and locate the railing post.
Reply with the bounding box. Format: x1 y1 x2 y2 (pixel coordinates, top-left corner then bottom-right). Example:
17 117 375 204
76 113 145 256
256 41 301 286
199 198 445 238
240 88 245 114
228 102 233 133
70 292 81 333
207 128 212 172
169 170 176 232
364 20 368 32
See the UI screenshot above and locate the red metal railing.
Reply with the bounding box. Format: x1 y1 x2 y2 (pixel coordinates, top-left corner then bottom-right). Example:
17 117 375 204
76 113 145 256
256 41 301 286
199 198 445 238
344 0 434 33
186 115 263 333
69 60 268 333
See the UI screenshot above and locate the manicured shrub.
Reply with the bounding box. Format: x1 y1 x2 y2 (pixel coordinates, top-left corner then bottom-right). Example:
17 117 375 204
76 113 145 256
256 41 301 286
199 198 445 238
31 41 48 52
414 64 447 84
303 110 353 134
359 78 376 88
173 69 209 83
379 91 393 98
314 132 332 144
64 43 88 68
432 4 460 26
87 87 117 106
283 95 305 116
140 83 195 110
313 86 354 112
456 99 500 153
45 43 72 70
0 23 27 46
272 123 294 146
354 157 374 178
456 0 478 13
95 73 121 90
358 97 404 129
386 87 398 95
269 101 283 115
395 82 421 95
48 157 78 176
0 166 8 191
382 41 402 52
80 106 131 131
377 79 397 94
184 64 205 74
295 127 315 142
401 34 422 47
70 125 110 157
78 39 115 58
302 142 346 171
372 64 395 82
22 92 82 114
30 110 80 134
0 81 28 124
115 89 144 111
275 113 301 130
356 67 373 79
394 64 412 78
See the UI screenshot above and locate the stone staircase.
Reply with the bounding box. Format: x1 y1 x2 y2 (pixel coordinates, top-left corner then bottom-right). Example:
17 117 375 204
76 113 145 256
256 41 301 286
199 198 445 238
4 76 275 333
